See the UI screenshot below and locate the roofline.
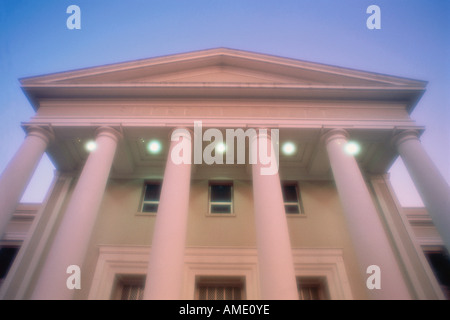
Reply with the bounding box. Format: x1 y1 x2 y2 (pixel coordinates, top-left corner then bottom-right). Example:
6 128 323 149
19 47 427 114
19 47 427 88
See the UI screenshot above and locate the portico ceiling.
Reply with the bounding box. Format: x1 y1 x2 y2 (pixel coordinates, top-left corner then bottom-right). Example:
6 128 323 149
37 124 409 180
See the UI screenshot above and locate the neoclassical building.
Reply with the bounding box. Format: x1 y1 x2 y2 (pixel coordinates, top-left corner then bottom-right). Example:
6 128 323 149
0 48 449 300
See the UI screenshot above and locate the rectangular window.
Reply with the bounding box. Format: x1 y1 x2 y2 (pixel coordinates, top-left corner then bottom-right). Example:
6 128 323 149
209 183 233 214
282 183 303 214
141 182 162 213
113 275 146 300
196 276 245 300
424 248 450 299
297 277 329 300
121 283 145 300
0 246 20 287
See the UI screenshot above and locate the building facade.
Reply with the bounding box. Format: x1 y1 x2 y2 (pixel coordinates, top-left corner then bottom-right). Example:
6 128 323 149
0 48 449 300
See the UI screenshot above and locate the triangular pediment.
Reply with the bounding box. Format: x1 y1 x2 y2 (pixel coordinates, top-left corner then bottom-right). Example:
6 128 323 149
20 48 427 113
120 66 314 84
20 48 426 87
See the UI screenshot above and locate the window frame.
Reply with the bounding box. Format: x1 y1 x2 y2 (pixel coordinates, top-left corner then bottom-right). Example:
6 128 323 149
138 181 162 215
281 182 304 215
208 181 235 216
297 276 330 300
112 274 146 300
0 244 20 288
195 276 245 300
423 246 450 299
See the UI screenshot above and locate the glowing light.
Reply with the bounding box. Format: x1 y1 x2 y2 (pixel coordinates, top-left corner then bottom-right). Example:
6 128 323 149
85 140 97 152
282 142 296 155
147 140 162 154
216 142 227 154
344 141 361 155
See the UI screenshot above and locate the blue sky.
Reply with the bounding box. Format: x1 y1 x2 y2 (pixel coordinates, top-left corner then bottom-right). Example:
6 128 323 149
0 0 449 206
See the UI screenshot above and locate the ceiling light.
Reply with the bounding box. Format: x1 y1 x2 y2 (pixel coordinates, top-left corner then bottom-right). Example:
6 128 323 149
344 141 361 156
147 140 162 154
85 140 97 152
282 142 296 155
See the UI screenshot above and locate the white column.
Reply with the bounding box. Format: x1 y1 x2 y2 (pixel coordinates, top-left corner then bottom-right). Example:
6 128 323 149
31 126 121 300
0 126 53 238
393 130 450 251
143 128 192 300
324 129 411 300
251 130 298 300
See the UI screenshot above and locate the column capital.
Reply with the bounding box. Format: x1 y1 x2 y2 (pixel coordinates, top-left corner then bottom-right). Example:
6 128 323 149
24 125 55 145
391 130 421 148
321 128 349 145
94 126 123 143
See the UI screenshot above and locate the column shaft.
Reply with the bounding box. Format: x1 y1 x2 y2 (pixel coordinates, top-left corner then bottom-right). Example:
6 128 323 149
143 128 192 300
251 130 298 300
0 127 53 238
31 127 120 300
325 129 411 299
394 131 450 251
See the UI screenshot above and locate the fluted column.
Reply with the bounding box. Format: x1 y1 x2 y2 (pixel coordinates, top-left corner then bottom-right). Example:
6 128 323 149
143 128 192 300
393 130 450 251
0 126 54 238
324 129 411 300
251 130 298 300
31 126 121 300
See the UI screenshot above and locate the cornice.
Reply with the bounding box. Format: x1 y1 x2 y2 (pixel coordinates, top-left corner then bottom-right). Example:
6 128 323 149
19 48 427 113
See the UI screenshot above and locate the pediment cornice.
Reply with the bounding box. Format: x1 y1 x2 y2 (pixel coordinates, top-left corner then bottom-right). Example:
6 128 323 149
20 48 427 112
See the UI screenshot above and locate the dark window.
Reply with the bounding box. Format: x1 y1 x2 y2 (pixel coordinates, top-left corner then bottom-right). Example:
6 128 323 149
209 183 233 214
425 249 450 299
297 277 329 300
113 275 146 300
0 246 20 281
196 276 245 300
282 183 303 214
141 182 162 213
